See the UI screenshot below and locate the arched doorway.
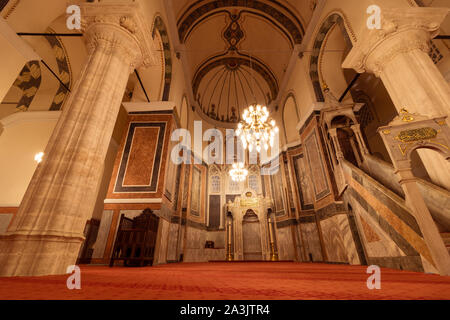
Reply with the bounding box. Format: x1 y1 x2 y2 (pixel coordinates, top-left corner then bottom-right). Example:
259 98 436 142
242 209 263 260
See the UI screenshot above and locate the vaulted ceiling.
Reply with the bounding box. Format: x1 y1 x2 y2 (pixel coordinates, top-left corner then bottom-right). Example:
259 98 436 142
172 0 315 124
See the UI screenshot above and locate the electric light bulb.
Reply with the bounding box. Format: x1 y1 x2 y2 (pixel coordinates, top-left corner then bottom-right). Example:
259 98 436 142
264 143 269 150
34 152 44 163
249 106 254 112
270 120 275 127
256 145 261 153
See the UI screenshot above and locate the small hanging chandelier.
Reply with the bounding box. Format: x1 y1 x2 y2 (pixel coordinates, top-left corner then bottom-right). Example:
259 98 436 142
229 162 248 182
236 104 279 153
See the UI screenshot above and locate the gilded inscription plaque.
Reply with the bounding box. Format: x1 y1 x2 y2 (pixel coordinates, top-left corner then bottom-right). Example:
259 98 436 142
396 127 437 143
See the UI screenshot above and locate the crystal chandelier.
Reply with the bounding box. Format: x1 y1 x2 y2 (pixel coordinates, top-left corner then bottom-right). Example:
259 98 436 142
236 104 279 153
229 162 248 182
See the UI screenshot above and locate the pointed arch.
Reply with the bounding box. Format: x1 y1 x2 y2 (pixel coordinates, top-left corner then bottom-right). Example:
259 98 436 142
309 13 356 102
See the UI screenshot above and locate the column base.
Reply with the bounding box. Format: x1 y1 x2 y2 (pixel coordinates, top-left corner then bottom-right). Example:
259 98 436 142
0 234 84 277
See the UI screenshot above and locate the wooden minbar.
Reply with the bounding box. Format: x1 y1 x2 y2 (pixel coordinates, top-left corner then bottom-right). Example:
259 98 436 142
110 208 160 267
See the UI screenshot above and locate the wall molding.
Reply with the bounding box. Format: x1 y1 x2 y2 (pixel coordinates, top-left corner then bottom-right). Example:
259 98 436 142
104 198 163 204
0 110 61 128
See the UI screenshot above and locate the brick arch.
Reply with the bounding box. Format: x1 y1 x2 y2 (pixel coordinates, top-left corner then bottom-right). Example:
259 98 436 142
152 15 172 101
309 13 354 102
45 28 72 111
13 61 42 111
0 0 10 12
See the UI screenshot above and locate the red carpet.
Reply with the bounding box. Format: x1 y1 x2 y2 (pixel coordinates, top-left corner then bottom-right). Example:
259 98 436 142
0 262 449 300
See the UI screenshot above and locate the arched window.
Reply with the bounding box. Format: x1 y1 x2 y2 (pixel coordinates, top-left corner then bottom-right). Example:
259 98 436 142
248 175 259 193
211 175 221 193
229 178 241 194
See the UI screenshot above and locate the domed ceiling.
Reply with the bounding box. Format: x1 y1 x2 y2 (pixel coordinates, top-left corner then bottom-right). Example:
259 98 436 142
174 0 311 125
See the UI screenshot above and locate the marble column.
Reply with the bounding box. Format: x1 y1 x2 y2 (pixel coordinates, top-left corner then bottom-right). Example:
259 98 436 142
0 3 155 277
351 124 369 156
343 7 450 190
328 128 347 194
349 137 362 167
328 128 343 161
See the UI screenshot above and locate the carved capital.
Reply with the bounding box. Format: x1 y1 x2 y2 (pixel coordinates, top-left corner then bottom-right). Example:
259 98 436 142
343 7 449 76
80 2 157 69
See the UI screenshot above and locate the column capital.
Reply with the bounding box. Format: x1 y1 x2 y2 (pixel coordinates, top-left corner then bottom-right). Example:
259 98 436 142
342 7 449 76
328 127 338 137
80 2 157 69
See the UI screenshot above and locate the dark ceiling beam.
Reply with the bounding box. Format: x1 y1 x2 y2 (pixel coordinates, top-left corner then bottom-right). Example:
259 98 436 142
17 33 83 37
435 35 450 39
40 59 71 93
339 73 360 102
135 70 150 103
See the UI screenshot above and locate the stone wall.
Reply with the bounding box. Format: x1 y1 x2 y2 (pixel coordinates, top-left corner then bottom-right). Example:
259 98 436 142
276 226 297 261
320 214 359 264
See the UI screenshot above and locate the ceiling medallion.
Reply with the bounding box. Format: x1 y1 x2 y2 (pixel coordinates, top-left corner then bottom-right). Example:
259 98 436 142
229 162 249 182
236 104 279 153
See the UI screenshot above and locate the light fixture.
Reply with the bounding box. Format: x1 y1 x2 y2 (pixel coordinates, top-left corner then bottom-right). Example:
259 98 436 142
236 104 278 153
228 162 248 182
34 152 44 163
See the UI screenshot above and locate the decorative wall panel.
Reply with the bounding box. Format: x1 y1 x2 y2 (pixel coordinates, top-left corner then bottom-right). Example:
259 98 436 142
292 154 314 210
304 132 330 200
106 114 173 200
182 165 190 209
270 166 285 217
190 166 201 216
209 195 221 228
114 123 166 193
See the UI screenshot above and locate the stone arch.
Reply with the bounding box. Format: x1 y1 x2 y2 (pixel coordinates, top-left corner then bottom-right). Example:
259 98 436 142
407 144 450 162
152 15 172 101
309 13 355 102
13 61 42 111
8 26 72 112
177 0 304 46
44 28 72 111
180 94 189 128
